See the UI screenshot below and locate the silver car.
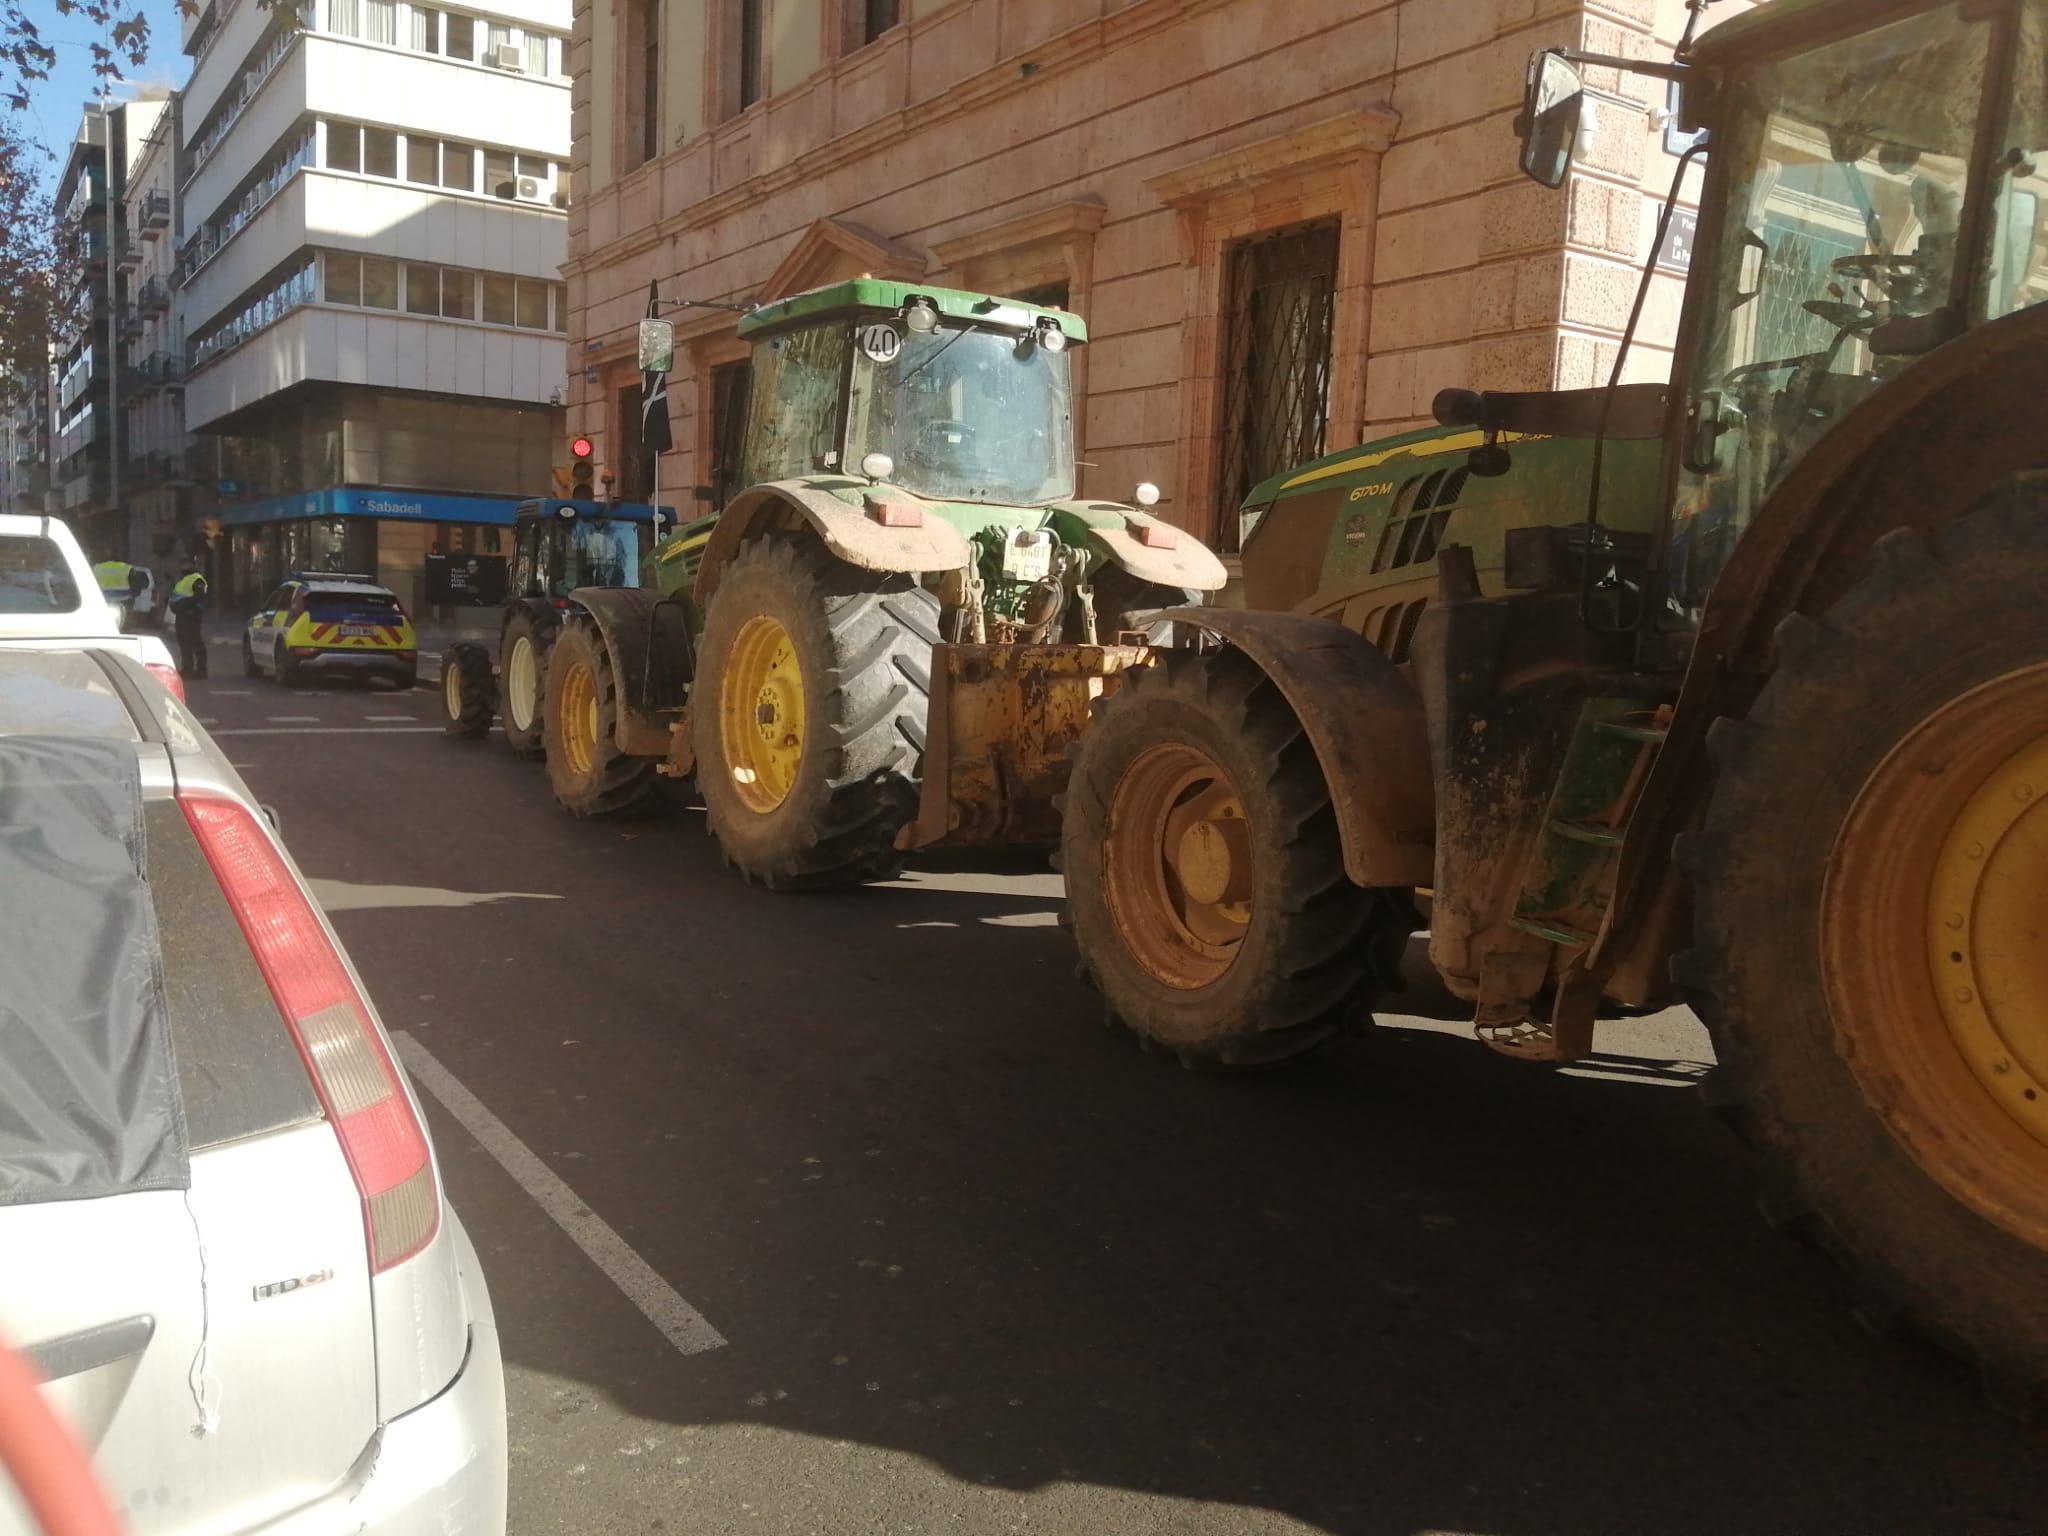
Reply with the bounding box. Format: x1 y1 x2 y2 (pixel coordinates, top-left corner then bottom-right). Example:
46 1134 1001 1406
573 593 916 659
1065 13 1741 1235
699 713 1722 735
0 647 506 1536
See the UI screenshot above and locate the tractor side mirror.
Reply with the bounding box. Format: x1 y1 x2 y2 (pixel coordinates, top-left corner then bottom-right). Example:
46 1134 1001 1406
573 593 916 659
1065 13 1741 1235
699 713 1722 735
1517 51 1586 189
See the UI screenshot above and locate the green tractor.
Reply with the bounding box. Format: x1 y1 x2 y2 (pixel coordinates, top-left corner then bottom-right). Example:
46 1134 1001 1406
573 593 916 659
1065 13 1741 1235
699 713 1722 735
441 497 668 768
449 279 1224 886
1061 0 2048 1400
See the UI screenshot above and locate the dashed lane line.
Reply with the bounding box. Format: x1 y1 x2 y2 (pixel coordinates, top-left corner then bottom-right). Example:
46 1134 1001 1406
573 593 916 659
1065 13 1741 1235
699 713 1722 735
391 1032 728 1358
365 714 420 722
268 714 321 723
209 725 467 736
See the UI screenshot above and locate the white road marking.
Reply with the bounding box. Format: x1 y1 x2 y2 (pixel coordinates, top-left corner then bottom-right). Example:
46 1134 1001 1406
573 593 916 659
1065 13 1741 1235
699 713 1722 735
392 1032 728 1357
210 724 465 736
269 714 320 722
212 689 252 696
365 714 418 722
308 878 562 912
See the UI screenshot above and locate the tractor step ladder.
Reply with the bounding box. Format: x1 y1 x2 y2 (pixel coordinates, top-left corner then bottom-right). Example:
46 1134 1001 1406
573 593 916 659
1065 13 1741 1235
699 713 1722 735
1508 705 1672 950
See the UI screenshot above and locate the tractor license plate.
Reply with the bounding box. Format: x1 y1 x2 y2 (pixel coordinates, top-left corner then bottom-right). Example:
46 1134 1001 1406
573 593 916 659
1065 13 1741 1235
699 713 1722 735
1001 532 1053 582
339 624 378 638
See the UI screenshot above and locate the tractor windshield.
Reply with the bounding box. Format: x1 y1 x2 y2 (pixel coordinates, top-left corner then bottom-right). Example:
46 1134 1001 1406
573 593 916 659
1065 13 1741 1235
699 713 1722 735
1667 3 1992 614
846 325 1076 505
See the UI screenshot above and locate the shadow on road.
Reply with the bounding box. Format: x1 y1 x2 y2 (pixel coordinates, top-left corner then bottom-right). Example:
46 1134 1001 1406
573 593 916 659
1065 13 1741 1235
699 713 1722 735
309 752 2046 1536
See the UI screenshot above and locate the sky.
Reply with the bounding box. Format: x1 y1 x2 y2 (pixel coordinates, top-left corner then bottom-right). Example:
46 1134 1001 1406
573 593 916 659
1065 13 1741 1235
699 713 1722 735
16 0 192 195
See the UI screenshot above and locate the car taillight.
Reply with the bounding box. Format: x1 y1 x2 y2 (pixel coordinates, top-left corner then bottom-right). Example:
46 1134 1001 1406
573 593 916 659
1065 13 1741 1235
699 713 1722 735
145 662 186 702
179 794 439 1271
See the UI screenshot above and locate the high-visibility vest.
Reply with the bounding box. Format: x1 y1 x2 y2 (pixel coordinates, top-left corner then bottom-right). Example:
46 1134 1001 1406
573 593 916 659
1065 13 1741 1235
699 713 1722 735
94 560 132 590
172 572 207 601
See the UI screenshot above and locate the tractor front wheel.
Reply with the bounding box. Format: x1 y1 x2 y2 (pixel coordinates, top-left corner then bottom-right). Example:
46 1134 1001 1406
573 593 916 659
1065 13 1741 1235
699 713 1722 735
693 535 940 890
499 608 555 759
542 618 659 816
441 642 495 739
1060 646 1407 1066
1684 485 2048 1406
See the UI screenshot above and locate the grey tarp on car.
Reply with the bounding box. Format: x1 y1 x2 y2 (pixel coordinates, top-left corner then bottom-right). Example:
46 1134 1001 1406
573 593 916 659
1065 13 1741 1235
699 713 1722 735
0 734 189 1203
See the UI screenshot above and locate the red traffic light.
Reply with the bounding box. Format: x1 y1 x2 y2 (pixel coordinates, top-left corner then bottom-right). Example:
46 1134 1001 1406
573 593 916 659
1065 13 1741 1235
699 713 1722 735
571 436 593 458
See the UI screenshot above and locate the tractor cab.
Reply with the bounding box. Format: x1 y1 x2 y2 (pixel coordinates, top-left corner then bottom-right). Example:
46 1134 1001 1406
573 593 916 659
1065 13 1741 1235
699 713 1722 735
510 498 674 601
736 279 1079 508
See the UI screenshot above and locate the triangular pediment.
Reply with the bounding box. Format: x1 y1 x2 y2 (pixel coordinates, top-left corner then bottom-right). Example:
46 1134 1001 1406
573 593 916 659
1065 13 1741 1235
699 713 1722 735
759 217 926 301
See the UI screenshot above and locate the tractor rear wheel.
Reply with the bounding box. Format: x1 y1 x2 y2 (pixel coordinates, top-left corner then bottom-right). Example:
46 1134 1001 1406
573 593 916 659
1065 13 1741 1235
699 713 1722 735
441 642 495 739
542 618 659 817
693 535 940 890
1683 485 2048 1407
499 608 555 759
1060 646 1404 1066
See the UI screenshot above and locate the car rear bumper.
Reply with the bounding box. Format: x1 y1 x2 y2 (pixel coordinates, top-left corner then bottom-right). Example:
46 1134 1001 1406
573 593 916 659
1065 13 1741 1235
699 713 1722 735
257 1218 507 1536
295 650 416 681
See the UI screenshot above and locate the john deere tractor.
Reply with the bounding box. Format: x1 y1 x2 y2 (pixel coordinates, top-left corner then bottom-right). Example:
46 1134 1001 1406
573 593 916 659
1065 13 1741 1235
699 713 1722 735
1061 0 2048 1400
454 278 1223 887
441 497 669 766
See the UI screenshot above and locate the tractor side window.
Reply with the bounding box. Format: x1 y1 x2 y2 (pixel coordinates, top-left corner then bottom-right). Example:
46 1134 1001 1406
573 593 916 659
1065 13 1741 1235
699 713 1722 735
1666 5 1990 616
743 325 850 484
1988 0 2048 321
512 525 538 597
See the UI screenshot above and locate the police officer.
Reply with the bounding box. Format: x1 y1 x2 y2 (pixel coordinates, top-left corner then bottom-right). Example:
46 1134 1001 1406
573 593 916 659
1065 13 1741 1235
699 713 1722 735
170 567 209 679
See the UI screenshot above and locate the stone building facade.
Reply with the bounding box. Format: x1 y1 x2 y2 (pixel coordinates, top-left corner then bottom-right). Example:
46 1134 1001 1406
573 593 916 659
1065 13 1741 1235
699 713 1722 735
565 0 1744 554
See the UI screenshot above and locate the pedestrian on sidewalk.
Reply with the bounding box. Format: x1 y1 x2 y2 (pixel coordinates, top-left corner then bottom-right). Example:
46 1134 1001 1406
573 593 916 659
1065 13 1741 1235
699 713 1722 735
170 567 210 679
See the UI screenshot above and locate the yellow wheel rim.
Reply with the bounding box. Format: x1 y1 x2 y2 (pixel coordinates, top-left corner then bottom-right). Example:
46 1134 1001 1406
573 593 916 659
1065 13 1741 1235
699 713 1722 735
443 663 462 720
1822 661 2048 1250
556 658 599 778
1102 742 1253 989
719 614 806 814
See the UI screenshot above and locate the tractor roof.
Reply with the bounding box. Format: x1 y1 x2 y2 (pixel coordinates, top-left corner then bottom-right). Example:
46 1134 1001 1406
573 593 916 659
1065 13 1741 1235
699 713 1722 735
1686 0 1932 68
737 278 1088 344
514 498 672 523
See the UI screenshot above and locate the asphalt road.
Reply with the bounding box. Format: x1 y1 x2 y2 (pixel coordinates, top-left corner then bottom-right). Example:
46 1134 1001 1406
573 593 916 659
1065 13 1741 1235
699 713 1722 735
189 641 2048 1536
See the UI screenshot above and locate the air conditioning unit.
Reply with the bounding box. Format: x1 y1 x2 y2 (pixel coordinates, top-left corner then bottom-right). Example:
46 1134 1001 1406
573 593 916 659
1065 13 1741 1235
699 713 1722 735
515 176 543 201
489 43 524 70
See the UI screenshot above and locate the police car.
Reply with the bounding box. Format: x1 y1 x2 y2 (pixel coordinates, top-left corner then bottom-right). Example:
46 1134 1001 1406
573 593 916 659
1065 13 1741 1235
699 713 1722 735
244 572 419 688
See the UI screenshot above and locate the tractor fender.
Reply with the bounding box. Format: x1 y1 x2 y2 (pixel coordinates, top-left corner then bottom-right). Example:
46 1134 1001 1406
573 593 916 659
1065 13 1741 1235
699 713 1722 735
694 481 971 604
1158 608 1436 887
563 586 694 758
1085 513 1229 593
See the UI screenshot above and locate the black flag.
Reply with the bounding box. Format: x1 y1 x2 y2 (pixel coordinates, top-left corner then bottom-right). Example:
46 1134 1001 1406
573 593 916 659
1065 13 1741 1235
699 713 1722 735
641 280 673 462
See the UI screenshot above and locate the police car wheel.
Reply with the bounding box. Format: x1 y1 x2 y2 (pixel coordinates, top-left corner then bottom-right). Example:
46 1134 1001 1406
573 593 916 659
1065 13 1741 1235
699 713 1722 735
242 636 260 677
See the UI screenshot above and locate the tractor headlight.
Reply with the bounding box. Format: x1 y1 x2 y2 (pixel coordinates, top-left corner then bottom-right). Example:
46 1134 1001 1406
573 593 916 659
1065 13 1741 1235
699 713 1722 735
903 299 940 334
1038 322 1067 353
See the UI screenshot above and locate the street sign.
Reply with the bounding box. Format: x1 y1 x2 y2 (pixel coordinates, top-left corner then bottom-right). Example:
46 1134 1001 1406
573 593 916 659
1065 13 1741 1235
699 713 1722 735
1656 208 1698 274
637 319 675 374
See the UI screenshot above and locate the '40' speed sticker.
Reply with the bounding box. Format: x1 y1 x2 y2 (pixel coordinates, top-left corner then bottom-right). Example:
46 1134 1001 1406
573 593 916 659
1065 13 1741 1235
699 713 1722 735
858 323 903 364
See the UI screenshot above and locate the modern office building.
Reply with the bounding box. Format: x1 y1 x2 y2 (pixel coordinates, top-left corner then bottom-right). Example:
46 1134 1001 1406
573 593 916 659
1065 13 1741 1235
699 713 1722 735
53 93 171 559
177 0 571 609
566 0 1743 566
119 97 204 568
2 369 53 517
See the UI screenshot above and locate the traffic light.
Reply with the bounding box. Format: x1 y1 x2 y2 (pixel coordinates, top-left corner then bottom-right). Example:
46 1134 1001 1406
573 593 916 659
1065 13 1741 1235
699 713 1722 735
570 436 594 500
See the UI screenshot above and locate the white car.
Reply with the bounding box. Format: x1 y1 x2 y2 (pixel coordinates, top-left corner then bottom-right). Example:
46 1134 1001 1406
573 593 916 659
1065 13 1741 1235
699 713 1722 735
1 513 185 697
0 646 507 1536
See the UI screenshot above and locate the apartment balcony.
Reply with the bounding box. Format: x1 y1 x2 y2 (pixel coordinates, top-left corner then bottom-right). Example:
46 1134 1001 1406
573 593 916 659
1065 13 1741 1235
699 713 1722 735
116 237 144 273
138 276 171 314
139 190 172 236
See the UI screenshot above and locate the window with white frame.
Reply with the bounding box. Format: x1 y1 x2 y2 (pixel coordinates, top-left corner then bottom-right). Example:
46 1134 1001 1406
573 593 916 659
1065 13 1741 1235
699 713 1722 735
325 1 561 75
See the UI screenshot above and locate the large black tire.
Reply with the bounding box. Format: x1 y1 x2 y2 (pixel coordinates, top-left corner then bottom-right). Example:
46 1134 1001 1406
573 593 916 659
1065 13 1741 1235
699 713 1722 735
241 634 260 677
441 643 495 739
1060 646 1408 1067
1680 488 2048 1409
498 607 557 760
693 535 941 890
273 639 299 687
541 617 660 817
